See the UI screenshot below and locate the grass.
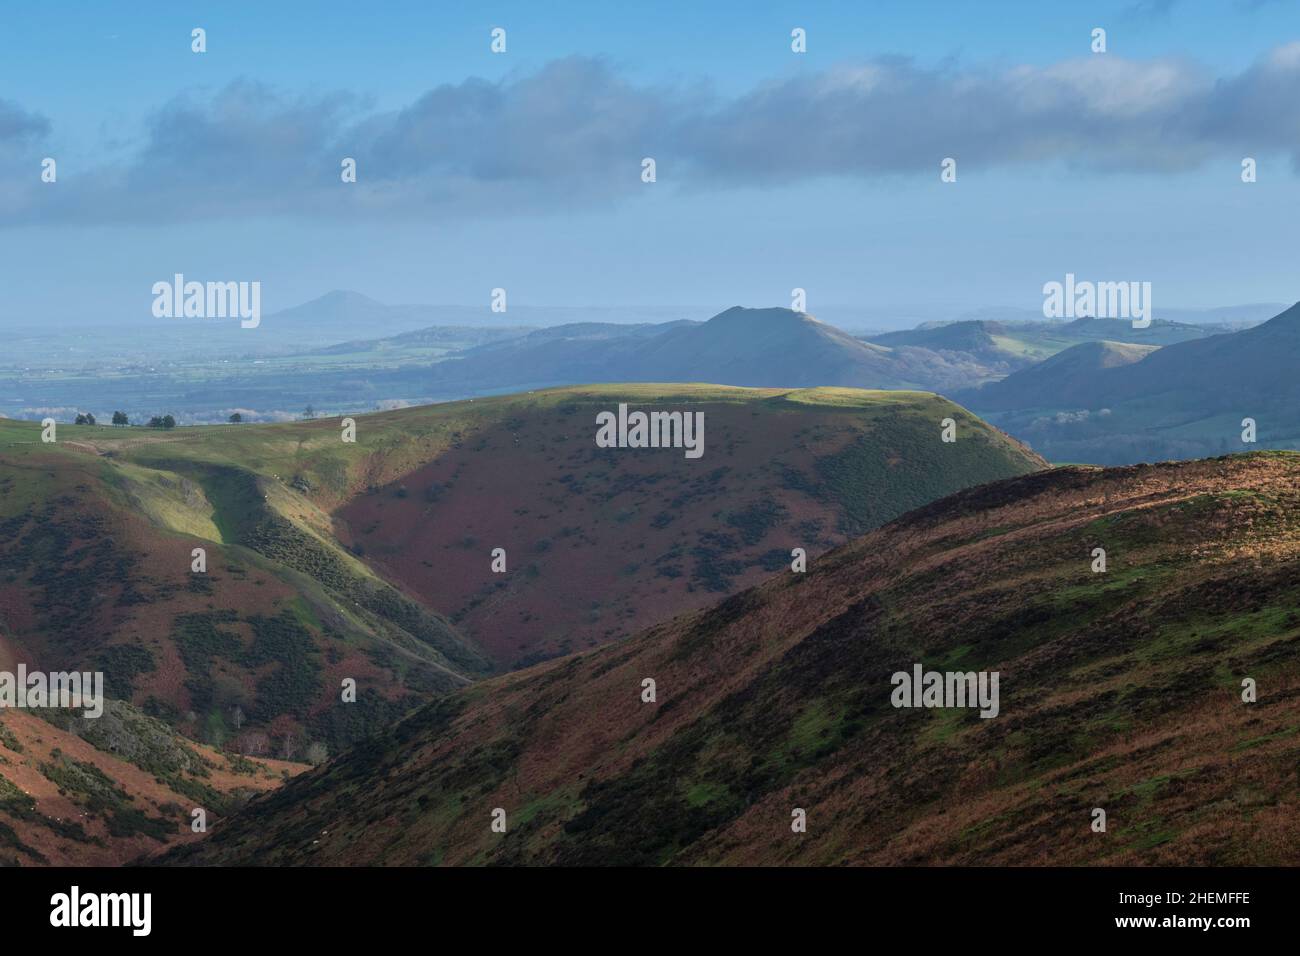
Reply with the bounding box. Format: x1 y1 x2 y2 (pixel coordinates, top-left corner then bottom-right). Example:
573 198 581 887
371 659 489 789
98 458 221 540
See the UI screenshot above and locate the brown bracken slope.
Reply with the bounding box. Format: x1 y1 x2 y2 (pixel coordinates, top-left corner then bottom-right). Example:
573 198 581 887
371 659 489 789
1 702 301 866
164 452 1300 866
332 385 1044 667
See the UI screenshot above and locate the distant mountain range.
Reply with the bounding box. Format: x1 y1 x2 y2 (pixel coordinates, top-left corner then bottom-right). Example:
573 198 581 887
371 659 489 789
346 307 1224 398
8 293 1300 467
317 306 1206 400
960 302 1300 464
256 294 1288 340
940 303 1286 329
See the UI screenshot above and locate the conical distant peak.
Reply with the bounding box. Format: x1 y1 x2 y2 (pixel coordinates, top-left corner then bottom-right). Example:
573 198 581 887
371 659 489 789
706 306 813 325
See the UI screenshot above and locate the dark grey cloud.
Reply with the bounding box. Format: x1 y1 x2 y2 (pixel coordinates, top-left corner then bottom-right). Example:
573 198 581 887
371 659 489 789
6 45 1300 225
348 57 691 214
0 99 50 145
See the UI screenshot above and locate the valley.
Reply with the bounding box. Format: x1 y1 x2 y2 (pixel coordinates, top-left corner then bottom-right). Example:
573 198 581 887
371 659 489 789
0 382 1043 863
161 452 1300 867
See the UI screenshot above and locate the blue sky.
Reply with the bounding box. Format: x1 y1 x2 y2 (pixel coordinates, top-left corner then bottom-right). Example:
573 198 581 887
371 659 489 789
3 0 1300 324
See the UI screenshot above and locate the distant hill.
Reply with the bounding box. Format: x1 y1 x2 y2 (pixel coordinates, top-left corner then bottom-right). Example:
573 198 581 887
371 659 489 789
270 290 405 328
418 306 1028 394
161 452 1300 866
421 307 922 391
948 304 1283 329
636 308 915 387
867 320 1009 355
1055 316 1212 344
1155 303 1287 327
960 302 1300 464
414 321 696 392
962 340 1158 411
289 307 1218 408
868 316 1212 363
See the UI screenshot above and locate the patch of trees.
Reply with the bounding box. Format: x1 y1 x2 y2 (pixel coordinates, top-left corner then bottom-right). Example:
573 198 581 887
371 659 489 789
73 413 96 425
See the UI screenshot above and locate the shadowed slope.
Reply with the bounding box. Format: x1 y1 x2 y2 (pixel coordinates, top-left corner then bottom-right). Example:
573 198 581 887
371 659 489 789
962 303 1300 463
162 452 1300 866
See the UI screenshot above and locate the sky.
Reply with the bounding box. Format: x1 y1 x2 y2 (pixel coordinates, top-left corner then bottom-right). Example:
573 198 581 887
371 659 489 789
3 0 1300 325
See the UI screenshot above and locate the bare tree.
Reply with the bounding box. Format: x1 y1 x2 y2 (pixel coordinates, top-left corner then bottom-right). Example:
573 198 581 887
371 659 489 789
242 731 269 757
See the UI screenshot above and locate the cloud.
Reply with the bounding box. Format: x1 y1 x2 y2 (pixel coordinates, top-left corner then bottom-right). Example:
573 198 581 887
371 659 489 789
7 45 1300 226
1124 0 1183 17
678 54 1216 182
0 99 49 145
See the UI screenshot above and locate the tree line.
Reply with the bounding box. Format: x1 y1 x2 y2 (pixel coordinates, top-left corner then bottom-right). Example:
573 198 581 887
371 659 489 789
73 411 247 427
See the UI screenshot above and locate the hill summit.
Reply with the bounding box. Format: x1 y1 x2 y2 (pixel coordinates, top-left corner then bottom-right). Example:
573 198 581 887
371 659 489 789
428 306 938 393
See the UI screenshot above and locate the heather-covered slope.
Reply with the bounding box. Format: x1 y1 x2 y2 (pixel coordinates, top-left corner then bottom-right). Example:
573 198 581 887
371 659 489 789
164 452 1300 866
329 384 1044 666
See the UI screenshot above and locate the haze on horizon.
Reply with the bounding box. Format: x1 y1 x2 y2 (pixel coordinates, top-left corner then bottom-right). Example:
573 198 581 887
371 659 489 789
3 0 1300 327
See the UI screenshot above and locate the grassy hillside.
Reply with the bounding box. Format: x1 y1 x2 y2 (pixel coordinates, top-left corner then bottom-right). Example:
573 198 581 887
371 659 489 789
0 426 484 762
163 452 1300 866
